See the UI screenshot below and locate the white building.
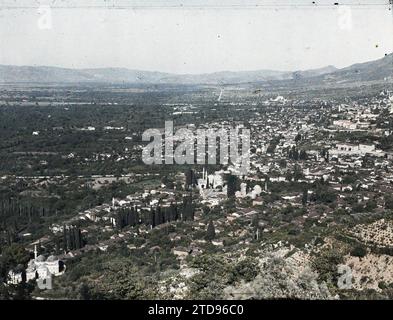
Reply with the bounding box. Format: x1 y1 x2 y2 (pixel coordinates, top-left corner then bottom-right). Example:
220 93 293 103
330 143 385 157
332 120 357 130
7 245 65 285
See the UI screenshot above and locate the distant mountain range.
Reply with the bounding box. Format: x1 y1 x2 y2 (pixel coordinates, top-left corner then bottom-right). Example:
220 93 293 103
320 53 393 83
0 54 391 85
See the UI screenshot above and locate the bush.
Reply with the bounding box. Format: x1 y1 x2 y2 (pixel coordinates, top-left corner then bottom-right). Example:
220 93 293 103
378 281 387 290
350 245 367 258
312 249 344 284
228 258 259 283
385 196 393 210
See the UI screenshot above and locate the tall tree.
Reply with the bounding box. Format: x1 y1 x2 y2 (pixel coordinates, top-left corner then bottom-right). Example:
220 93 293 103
206 221 216 241
226 174 239 198
302 189 308 206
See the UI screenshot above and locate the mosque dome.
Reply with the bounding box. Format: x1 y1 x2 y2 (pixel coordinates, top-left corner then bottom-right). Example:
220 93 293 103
36 255 46 262
47 255 58 262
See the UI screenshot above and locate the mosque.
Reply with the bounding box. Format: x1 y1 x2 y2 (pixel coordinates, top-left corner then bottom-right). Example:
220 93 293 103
7 245 66 285
197 168 227 200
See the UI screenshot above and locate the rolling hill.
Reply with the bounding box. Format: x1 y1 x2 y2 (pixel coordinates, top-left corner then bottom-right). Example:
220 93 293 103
0 54 391 85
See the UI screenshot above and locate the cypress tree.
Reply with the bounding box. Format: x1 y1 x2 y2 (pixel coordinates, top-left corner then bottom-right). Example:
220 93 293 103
206 221 216 241
63 225 68 251
302 189 308 206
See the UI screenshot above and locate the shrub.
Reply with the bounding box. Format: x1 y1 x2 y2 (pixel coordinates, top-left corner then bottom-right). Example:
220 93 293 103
350 245 367 258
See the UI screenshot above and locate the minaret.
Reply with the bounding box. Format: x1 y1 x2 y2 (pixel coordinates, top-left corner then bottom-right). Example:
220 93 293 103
34 245 38 260
389 92 393 114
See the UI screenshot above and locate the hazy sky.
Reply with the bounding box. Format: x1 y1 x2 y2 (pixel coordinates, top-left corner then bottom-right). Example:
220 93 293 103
0 0 392 73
